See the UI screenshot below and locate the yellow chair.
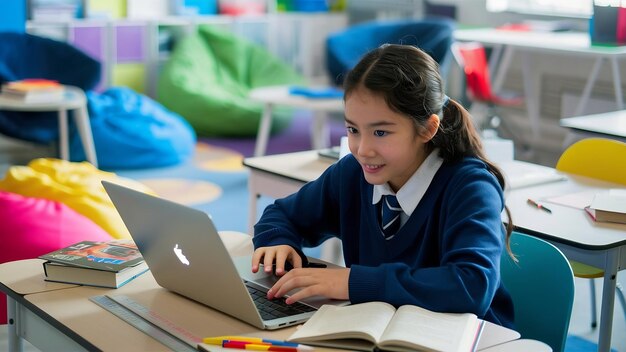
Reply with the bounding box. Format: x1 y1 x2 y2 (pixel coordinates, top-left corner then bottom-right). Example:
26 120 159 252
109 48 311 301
556 137 626 328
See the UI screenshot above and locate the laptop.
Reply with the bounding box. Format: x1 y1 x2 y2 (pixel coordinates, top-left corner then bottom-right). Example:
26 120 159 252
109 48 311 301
101 180 348 330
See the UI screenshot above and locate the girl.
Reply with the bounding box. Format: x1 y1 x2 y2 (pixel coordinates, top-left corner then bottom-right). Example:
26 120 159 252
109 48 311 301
251 44 515 328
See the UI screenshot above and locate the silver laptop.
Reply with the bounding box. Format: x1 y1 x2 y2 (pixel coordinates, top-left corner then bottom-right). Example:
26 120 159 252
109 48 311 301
102 180 347 330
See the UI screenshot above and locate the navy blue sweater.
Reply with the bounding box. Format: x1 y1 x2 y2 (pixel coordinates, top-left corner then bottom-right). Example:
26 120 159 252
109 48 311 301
253 154 514 328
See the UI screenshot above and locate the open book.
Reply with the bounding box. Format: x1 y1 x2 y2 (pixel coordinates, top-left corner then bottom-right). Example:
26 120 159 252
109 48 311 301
287 302 484 352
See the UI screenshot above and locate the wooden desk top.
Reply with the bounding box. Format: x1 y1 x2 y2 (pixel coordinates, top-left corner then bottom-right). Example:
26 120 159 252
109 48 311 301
0 259 78 295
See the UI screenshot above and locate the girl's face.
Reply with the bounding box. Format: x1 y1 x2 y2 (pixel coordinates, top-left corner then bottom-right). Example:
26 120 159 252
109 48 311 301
345 88 433 193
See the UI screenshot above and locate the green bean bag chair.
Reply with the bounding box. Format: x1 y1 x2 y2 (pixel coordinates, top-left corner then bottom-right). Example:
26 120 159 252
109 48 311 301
157 25 305 137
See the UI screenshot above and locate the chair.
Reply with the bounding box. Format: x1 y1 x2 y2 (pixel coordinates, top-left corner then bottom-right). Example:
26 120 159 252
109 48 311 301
157 25 305 137
555 137 626 329
501 231 575 352
325 18 455 85
450 41 523 139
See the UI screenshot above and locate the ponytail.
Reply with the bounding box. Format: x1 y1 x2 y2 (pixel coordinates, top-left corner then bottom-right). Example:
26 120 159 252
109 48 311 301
435 100 515 260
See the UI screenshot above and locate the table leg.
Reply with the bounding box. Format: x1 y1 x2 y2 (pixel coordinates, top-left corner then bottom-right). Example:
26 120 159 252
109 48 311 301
248 179 258 236
492 45 514 94
610 57 624 110
73 105 98 168
597 250 619 352
7 296 24 352
520 51 541 141
57 109 69 161
311 111 330 150
573 57 604 117
254 103 274 157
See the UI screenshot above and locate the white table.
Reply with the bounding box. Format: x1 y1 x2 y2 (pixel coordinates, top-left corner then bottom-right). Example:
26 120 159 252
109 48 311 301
560 110 626 146
454 28 626 142
0 86 98 167
249 86 344 156
244 151 626 352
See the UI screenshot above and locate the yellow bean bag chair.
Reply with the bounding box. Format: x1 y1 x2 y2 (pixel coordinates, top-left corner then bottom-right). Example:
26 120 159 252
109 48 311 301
0 158 153 239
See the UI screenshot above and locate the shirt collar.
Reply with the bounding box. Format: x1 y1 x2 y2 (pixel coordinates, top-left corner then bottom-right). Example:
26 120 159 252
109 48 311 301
372 149 444 216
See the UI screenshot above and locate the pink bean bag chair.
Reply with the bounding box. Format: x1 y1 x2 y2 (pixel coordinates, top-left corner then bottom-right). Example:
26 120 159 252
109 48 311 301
0 190 112 324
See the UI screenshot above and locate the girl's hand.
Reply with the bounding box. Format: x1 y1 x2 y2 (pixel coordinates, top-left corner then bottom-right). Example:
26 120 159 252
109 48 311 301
251 245 303 276
267 268 351 304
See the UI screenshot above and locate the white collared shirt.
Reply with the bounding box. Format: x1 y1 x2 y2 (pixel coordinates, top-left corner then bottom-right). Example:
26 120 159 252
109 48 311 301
372 149 444 227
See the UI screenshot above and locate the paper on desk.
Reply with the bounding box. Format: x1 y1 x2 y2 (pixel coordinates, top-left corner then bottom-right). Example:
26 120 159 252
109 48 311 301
501 161 567 190
542 190 597 210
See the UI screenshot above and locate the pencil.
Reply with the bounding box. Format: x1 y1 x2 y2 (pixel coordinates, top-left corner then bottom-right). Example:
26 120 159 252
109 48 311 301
527 199 552 213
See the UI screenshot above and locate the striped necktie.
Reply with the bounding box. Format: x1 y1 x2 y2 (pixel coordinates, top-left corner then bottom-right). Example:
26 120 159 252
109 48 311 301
381 195 402 239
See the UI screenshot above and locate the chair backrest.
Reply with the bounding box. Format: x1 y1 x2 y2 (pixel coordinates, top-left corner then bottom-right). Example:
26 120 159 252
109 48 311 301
556 138 626 185
501 232 574 352
0 31 101 89
450 41 494 102
0 32 102 144
326 18 455 84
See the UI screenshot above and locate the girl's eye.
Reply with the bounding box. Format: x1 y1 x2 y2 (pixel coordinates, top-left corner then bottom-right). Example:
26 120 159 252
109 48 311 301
374 130 387 137
346 126 358 134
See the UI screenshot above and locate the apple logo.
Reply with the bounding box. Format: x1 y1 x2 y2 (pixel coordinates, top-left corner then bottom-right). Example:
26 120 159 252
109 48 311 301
173 244 190 265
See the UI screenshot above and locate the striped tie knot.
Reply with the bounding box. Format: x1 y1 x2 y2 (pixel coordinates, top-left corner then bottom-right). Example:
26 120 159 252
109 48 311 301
381 195 402 239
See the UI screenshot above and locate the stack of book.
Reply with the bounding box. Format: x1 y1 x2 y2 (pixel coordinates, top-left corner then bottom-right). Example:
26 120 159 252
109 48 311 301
0 79 66 103
39 240 149 288
585 189 626 224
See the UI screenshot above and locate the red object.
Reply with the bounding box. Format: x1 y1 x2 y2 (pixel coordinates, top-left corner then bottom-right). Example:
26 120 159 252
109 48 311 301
222 341 299 351
451 41 524 106
0 190 112 324
497 23 532 32
617 7 626 44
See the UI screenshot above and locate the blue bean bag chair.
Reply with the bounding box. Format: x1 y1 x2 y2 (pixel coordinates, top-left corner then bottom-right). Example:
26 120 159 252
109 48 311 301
326 18 455 85
0 32 101 143
70 87 196 169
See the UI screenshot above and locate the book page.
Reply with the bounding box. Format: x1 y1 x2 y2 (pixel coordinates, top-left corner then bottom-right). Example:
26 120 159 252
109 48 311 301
379 305 479 352
288 302 396 345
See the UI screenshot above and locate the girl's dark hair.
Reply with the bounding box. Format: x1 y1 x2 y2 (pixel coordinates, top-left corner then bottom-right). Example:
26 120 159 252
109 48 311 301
343 44 514 258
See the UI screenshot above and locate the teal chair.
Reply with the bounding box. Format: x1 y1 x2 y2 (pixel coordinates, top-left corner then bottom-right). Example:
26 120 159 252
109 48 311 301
501 232 575 352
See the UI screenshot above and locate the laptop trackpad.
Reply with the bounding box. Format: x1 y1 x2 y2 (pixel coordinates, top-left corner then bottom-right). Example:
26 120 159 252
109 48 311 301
233 256 349 309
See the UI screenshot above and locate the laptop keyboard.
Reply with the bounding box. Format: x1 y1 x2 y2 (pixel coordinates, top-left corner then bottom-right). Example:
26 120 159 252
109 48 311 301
245 282 316 321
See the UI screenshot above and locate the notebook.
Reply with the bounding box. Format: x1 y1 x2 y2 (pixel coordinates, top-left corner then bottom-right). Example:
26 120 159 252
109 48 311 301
101 181 348 330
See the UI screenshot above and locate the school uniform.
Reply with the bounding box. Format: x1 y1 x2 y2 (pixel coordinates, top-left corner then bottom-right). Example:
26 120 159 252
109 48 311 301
253 151 515 328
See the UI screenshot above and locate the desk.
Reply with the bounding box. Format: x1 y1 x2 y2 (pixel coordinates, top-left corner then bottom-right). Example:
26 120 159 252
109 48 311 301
249 86 344 157
454 28 626 141
243 151 626 352
1 232 533 351
560 110 626 146
0 86 98 167
243 151 334 235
